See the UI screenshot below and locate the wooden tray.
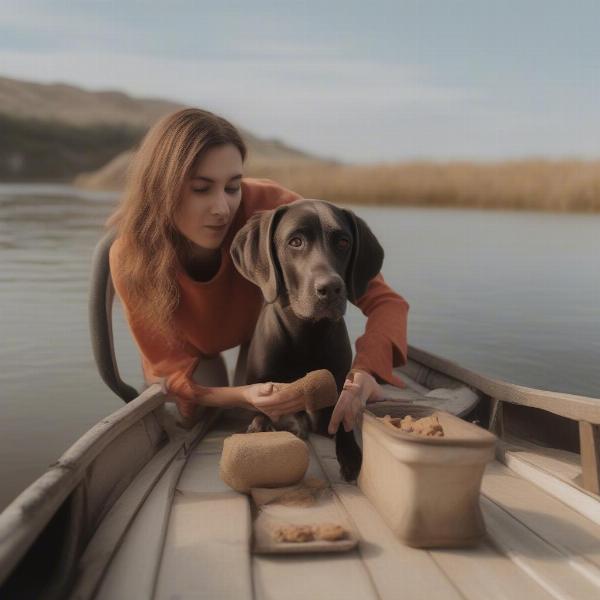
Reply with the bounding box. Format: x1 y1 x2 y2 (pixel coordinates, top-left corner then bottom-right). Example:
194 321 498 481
250 479 359 554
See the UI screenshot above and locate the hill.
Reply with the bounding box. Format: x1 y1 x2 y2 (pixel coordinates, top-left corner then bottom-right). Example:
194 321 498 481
0 75 323 182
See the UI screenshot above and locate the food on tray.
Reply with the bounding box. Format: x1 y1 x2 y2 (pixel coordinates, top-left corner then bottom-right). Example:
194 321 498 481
220 431 309 492
380 414 445 437
272 522 348 543
313 523 347 541
273 524 315 543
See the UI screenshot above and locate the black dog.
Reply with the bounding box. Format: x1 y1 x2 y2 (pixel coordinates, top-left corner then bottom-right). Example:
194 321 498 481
229 198 384 482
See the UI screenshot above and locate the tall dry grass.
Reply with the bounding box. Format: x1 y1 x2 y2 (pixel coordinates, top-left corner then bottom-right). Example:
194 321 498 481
244 158 600 212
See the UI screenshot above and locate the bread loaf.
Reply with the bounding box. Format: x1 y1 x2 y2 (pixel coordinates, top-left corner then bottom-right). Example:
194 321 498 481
220 431 309 493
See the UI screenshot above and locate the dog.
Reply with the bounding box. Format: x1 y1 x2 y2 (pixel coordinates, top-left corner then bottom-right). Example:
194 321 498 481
229 198 384 482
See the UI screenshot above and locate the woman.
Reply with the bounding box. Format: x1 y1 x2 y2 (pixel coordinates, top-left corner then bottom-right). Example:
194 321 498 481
106 108 410 435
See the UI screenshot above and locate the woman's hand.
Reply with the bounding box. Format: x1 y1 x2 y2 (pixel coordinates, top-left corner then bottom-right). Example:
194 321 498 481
328 369 386 434
243 381 305 422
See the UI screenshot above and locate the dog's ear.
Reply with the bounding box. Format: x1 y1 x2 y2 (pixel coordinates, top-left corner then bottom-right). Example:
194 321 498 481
341 208 384 303
230 205 289 303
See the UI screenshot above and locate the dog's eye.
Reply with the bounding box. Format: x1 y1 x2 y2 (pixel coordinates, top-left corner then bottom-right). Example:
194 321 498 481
289 237 303 248
337 238 350 250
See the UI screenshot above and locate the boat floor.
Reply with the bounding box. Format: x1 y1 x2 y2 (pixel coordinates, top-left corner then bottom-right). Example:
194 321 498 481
93 407 600 600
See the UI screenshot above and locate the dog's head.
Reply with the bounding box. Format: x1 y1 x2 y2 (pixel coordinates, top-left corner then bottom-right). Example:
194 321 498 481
230 199 383 322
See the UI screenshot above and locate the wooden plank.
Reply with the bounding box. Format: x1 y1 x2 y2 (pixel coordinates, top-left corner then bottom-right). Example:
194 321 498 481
94 453 182 600
253 545 378 600
482 461 600 574
308 432 338 459
481 495 600 597
192 431 227 455
496 441 600 527
154 492 253 600
500 433 581 482
68 435 191 599
177 451 234 495
428 540 556 600
153 427 257 600
579 421 600 494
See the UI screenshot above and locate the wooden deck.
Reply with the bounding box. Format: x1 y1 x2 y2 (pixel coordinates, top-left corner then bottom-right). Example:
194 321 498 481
90 409 600 600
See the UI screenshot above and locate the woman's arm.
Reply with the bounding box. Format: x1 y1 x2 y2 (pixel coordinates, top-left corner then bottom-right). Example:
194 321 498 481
328 273 409 434
162 364 252 414
109 241 254 416
167 372 306 421
350 272 410 388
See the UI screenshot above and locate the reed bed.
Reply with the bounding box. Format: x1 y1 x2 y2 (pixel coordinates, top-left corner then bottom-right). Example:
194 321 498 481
244 158 600 212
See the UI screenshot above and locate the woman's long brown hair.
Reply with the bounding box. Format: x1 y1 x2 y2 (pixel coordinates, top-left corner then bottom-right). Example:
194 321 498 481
105 108 247 344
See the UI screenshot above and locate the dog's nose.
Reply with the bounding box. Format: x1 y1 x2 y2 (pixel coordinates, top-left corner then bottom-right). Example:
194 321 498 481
314 275 343 301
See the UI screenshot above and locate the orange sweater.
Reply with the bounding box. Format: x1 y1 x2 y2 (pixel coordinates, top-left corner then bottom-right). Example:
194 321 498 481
109 178 409 413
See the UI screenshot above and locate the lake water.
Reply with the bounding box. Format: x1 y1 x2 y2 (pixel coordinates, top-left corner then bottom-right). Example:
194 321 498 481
1 183 599 511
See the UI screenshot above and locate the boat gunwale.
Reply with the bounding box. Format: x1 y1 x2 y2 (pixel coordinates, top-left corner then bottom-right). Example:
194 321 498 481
404 344 600 424
0 383 165 586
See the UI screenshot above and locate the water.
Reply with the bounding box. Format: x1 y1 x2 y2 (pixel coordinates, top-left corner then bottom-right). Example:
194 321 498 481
1 183 599 511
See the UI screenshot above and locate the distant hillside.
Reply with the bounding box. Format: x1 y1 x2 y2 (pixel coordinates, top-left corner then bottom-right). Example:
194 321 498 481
0 75 323 182
0 75 184 127
0 113 144 181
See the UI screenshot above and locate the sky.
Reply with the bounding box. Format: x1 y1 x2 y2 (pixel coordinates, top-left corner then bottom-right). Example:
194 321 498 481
0 0 599 163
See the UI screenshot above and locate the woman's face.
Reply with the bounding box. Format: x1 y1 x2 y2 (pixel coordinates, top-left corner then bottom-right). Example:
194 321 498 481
174 143 243 251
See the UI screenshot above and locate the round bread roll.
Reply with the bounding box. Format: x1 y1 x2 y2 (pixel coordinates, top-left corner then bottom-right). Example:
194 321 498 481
301 369 338 411
269 369 338 412
219 431 309 493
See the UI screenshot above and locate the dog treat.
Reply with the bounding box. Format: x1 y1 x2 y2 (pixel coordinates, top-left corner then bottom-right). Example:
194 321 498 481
273 524 315 543
380 414 445 437
271 369 338 412
313 523 347 541
220 431 309 493
272 522 348 543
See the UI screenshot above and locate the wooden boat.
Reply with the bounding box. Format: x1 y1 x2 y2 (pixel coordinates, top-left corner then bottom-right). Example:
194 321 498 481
3 346 600 599
2 232 600 599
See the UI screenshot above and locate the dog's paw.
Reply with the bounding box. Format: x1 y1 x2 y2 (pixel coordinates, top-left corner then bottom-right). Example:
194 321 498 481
274 413 312 440
335 429 363 482
246 415 271 434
